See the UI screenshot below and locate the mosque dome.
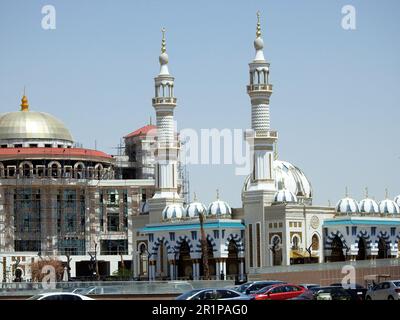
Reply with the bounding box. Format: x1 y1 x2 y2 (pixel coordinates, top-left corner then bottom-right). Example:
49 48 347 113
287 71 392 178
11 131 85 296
242 160 313 202
273 189 298 203
335 197 359 214
207 193 232 217
379 199 400 215
394 195 400 207
185 201 207 219
359 198 379 214
0 95 73 143
162 203 185 221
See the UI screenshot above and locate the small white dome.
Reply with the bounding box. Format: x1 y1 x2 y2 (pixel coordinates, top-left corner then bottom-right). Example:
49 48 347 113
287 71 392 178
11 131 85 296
185 202 207 219
207 200 232 217
335 197 359 214
274 189 297 203
379 199 400 215
359 198 379 214
254 37 264 51
162 203 185 221
159 52 169 65
139 201 149 214
394 195 400 207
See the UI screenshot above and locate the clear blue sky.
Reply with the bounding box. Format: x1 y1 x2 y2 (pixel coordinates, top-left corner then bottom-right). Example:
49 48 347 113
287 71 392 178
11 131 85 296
0 0 399 208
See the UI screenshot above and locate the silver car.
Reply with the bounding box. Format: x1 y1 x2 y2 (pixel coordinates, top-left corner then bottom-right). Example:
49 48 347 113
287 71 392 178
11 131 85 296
365 280 400 300
176 288 250 300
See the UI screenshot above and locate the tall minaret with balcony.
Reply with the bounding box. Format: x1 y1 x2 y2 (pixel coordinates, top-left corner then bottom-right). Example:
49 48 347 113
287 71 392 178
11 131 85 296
243 12 278 273
148 28 182 223
245 12 277 192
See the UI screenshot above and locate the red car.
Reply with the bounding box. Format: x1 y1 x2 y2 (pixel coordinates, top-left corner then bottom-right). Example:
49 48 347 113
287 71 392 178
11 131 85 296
250 283 306 300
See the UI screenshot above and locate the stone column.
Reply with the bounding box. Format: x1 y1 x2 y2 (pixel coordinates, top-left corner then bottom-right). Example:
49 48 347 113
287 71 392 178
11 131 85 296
169 260 175 280
221 258 226 280
215 259 220 280
239 259 244 281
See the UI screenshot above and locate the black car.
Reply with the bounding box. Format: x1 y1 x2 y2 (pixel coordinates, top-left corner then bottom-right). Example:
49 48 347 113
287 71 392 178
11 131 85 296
236 280 286 295
309 286 362 301
329 283 367 300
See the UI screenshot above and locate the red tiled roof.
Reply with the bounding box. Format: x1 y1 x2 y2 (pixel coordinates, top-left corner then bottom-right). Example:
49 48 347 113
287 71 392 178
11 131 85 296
0 147 113 160
124 125 157 139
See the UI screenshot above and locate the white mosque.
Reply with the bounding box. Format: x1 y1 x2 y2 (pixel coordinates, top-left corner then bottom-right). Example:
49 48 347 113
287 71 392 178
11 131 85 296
0 12 398 283
137 12 400 281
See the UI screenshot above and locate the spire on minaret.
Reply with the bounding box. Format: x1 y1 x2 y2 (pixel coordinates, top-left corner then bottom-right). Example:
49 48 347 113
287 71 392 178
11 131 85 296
216 189 220 200
365 187 369 198
385 188 389 199
253 11 265 62
159 27 170 75
345 186 349 197
20 87 29 111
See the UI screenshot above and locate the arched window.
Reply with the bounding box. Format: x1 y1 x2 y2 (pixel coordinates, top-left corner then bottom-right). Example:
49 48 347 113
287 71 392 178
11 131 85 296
74 163 85 179
312 234 319 251
292 235 300 250
331 235 345 262
20 162 32 178
48 162 61 178
95 164 103 180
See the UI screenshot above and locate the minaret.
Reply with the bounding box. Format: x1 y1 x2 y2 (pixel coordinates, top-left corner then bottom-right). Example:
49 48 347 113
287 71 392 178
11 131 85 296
245 12 277 191
148 28 182 223
243 12 278 272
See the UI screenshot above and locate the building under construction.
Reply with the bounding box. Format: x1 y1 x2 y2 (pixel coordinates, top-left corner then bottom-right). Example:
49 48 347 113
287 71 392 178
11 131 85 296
0 95 165 281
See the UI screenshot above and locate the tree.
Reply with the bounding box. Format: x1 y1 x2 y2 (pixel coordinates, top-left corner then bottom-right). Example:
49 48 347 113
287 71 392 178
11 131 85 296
199 212 210 280
30 258 64 282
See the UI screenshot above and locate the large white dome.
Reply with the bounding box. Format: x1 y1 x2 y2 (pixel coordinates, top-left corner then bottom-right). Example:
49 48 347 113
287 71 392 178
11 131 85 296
242 160 312 203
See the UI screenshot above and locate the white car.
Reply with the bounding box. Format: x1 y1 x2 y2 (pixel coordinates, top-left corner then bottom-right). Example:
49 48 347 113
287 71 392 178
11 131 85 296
365 280 400 300
27 292 94 300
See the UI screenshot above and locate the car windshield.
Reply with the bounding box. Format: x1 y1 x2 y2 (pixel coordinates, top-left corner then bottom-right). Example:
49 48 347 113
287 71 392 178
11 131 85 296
236 283 252 293
27 295 44 300
176 290 202 300
393 282 400 287
255 285 274 294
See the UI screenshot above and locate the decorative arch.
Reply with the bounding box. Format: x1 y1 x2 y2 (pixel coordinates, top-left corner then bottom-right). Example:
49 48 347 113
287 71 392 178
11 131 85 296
150 236 172 257
291 234 301 250
48 161 61 178
94 163 104 180
74 162 86 179
376 231 391 259
224 233 245 257
311 233 320 251
195 234 217 253
19 161 33 177
175 235 194 256
325 231 347 250
356 230 372 249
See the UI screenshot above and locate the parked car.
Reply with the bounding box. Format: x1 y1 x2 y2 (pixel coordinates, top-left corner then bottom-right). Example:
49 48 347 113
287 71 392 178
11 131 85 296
329 283 367 300
311 286 358 300
250 283 306 300
289 289 315 300
236 280 286 295
175 288 250 300
74 286 120 295
365 280 400 300
27 292 94 300
298 284 320 290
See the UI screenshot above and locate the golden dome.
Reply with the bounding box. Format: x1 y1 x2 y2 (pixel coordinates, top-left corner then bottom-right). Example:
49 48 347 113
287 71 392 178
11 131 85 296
0 97 73 142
